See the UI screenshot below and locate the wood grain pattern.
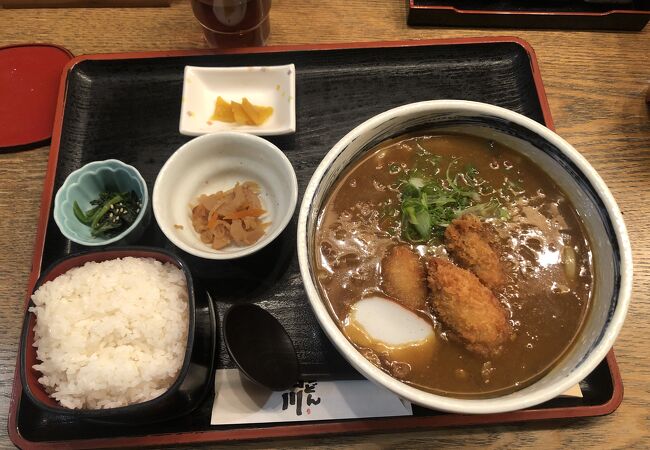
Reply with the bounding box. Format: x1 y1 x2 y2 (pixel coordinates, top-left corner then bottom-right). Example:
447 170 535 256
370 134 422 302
1 0 169 8
1 0 649 448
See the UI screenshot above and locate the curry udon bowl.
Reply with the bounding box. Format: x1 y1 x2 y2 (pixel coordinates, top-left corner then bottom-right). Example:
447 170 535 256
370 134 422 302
297 100 632 414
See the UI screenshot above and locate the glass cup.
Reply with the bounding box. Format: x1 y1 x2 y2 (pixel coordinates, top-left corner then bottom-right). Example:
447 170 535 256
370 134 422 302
190 0 272 49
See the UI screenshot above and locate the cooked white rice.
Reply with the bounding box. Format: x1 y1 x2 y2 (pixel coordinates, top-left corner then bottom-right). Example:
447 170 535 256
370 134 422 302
29 257 189 409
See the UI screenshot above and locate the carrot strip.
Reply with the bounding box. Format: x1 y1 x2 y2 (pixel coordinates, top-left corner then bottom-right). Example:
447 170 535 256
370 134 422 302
223 208 266 220
207 210 220 229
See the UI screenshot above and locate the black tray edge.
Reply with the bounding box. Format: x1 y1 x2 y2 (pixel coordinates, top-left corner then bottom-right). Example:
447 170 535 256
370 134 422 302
407 1 650 31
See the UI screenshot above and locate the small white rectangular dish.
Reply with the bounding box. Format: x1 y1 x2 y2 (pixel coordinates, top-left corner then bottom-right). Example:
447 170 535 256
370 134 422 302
179 64 296 137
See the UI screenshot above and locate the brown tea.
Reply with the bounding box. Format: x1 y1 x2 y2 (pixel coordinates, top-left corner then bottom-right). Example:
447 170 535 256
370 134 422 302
190 0 272 48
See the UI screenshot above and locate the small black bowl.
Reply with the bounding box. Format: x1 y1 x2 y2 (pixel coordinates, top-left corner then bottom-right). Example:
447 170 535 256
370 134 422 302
19 246 216 424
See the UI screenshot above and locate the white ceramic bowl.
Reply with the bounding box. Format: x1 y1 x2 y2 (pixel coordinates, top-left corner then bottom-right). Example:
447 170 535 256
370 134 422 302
154 132 297 260
297 100 632 414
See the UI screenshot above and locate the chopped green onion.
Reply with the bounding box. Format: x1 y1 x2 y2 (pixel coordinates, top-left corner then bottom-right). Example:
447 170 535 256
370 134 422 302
399 158 509 243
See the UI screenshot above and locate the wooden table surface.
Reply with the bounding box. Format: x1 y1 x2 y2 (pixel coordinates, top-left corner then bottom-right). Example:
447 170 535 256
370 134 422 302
1 1 649 448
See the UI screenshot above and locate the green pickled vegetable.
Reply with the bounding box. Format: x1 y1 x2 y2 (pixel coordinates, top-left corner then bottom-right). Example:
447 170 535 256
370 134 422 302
73 190 142 238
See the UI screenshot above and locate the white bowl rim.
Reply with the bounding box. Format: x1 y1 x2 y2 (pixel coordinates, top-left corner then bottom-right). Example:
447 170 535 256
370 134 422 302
153 131 298 260
297 99 633 414
53 159 149 247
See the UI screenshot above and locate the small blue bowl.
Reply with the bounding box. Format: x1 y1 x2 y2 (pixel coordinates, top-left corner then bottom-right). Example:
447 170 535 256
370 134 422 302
53 160 150 246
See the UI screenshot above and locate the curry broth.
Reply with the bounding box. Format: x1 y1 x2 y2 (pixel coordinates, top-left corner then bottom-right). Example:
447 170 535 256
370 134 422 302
314 132 593 397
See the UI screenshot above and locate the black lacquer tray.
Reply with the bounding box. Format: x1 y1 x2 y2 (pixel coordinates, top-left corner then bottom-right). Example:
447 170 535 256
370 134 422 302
8 38 623 449
408 0 650 31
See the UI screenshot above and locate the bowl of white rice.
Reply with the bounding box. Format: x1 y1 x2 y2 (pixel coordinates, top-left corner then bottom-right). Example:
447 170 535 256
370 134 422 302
19 247 216 423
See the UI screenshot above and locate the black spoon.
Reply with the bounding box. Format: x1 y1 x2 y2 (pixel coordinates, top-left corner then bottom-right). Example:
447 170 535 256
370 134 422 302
223 303 300 391
224 303 363 391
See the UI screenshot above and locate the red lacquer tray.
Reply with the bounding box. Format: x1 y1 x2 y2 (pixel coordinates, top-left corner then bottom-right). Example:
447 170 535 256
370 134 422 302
0 44 73 152
8 37 623 449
